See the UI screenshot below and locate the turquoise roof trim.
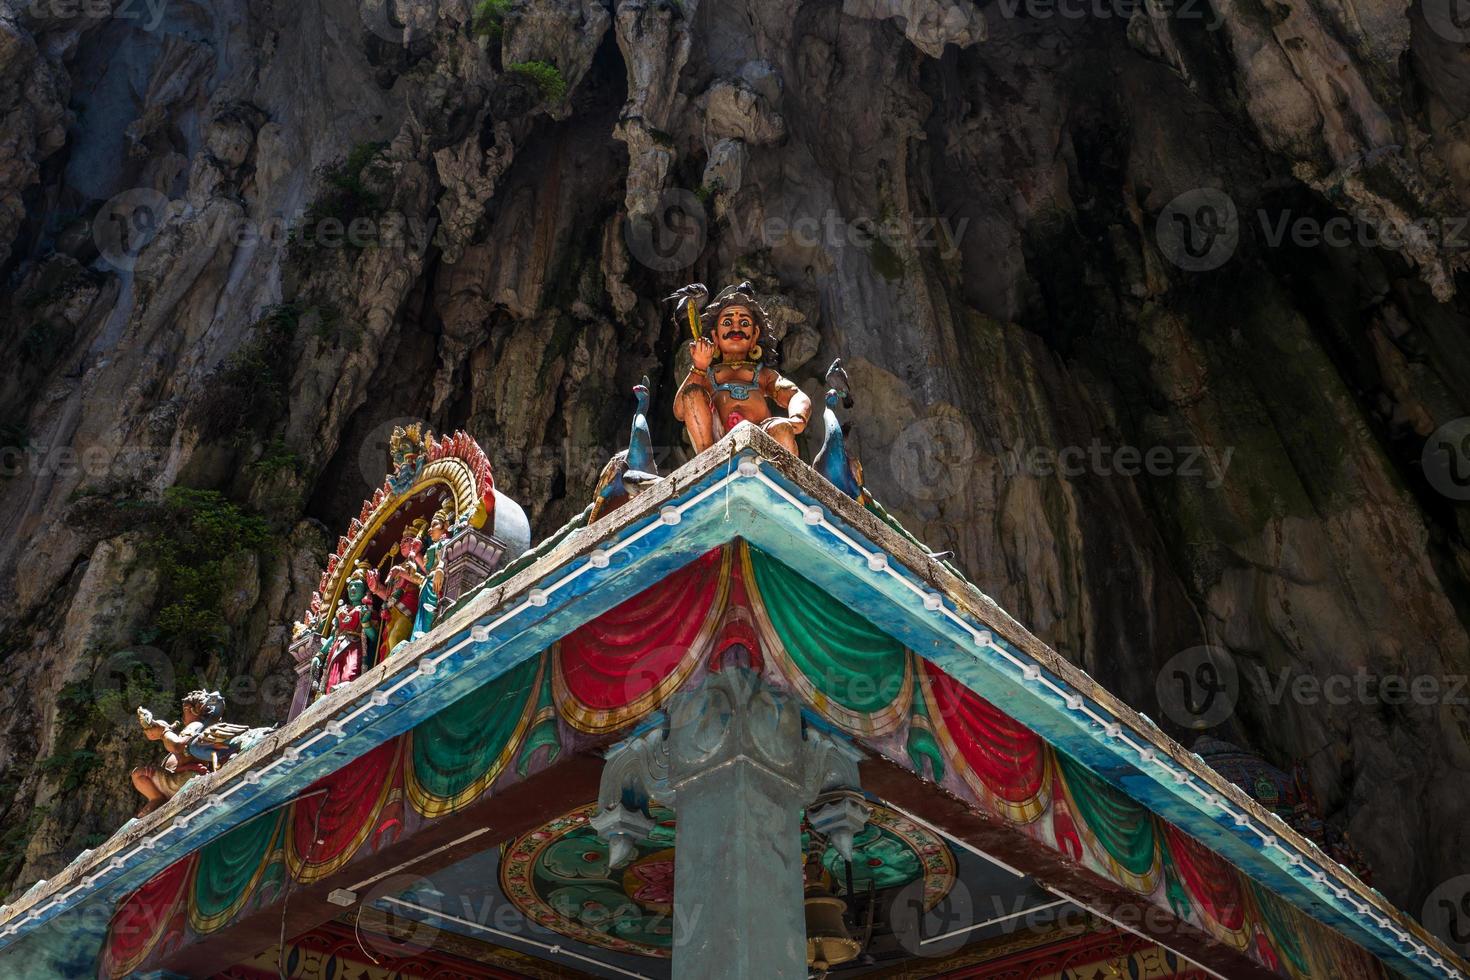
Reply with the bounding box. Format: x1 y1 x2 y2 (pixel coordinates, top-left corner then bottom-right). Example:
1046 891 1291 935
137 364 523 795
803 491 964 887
0 425 1461 979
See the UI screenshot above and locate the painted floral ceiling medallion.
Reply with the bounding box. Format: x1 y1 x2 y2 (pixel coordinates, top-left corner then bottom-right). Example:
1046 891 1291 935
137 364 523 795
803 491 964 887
499 801 956 958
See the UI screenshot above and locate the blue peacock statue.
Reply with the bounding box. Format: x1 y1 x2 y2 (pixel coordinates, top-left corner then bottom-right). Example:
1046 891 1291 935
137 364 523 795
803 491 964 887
813 359 866 502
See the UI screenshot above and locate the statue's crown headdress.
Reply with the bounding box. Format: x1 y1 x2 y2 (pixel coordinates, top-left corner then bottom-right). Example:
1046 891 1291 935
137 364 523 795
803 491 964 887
389 423 428 459
430 504 455 528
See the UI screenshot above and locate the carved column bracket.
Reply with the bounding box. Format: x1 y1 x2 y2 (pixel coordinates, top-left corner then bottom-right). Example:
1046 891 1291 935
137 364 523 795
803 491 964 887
593 662 867 980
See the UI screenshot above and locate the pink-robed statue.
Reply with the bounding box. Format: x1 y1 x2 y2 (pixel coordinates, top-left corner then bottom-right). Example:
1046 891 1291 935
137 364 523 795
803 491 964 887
313 563 378 696
672 282 812 455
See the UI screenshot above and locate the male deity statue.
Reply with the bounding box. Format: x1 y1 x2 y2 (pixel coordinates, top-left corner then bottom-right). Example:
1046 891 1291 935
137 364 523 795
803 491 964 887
672 281 812 455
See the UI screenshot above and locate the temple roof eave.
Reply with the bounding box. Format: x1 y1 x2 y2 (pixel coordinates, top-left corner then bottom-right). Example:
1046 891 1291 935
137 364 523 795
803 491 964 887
0 423 1462 979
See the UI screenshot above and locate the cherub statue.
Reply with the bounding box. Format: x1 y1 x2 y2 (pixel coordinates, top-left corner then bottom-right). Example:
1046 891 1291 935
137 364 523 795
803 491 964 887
131 691 271 816
366 519 427 661
671 281 812 455
313 562 378 696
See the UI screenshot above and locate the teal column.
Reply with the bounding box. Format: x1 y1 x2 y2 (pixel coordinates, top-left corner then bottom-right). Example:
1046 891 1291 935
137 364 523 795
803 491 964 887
594 661 865 980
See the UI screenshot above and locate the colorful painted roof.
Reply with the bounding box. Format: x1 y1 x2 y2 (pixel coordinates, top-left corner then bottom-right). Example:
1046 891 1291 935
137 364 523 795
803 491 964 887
0 424 1462 979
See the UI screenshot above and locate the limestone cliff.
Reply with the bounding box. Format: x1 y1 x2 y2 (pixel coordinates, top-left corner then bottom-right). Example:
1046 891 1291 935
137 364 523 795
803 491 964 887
1 0 1468 930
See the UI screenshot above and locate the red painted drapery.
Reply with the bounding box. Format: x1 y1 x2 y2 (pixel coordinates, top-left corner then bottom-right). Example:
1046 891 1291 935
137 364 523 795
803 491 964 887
553 547 730 732
1163 823 1248 933
923 660 1050 822
101 854 193 977
286 739 401 884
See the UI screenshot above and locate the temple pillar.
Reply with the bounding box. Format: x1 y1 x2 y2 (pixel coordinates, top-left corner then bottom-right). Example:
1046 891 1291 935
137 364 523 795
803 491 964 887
594 658 864 980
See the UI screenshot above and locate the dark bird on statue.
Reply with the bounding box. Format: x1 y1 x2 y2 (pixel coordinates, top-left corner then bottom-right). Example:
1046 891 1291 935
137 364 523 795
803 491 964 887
813 359 865 502
592 377 660 520
664 283 710 339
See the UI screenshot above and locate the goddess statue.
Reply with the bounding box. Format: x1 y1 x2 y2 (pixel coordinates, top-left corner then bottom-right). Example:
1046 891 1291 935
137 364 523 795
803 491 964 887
367 519 427 661
412 506 455 639
672 282 812 455
312 563 378 696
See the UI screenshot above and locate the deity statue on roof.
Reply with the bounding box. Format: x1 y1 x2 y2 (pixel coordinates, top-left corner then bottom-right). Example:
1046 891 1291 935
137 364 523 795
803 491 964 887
313 562 378 696
412 505 456 640
366 519 427 662
670 281 812 456
386 423 429 495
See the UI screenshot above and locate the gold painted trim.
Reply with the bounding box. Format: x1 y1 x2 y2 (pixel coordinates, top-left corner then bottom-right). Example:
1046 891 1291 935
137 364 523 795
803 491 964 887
284 739 404 885
106 853 198 978
319 455 485 619
187 813 285 934
1053 748 1162 895
552 547 734 734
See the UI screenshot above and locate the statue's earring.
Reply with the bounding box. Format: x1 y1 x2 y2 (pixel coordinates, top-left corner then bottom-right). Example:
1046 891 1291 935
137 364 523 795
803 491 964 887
751 344 763 360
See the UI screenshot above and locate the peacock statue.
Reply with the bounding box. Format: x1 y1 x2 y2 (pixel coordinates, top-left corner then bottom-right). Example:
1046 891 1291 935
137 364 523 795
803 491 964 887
813 359 866 502
591 377 660 519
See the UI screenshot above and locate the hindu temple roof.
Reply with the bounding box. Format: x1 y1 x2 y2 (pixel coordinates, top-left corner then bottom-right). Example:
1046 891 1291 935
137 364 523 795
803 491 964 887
0 423 1463 978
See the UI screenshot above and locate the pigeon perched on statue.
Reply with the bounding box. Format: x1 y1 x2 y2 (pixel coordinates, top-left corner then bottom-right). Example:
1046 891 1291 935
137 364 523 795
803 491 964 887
664 283 710 340
592 377 661 520
813 359 866 502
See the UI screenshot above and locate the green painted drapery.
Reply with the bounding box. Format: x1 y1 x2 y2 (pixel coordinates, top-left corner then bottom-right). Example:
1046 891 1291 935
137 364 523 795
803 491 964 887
1249 878 1311 974
1055 752 1158 880
744 545 911 734
188 810 283 933
405 653 544 817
